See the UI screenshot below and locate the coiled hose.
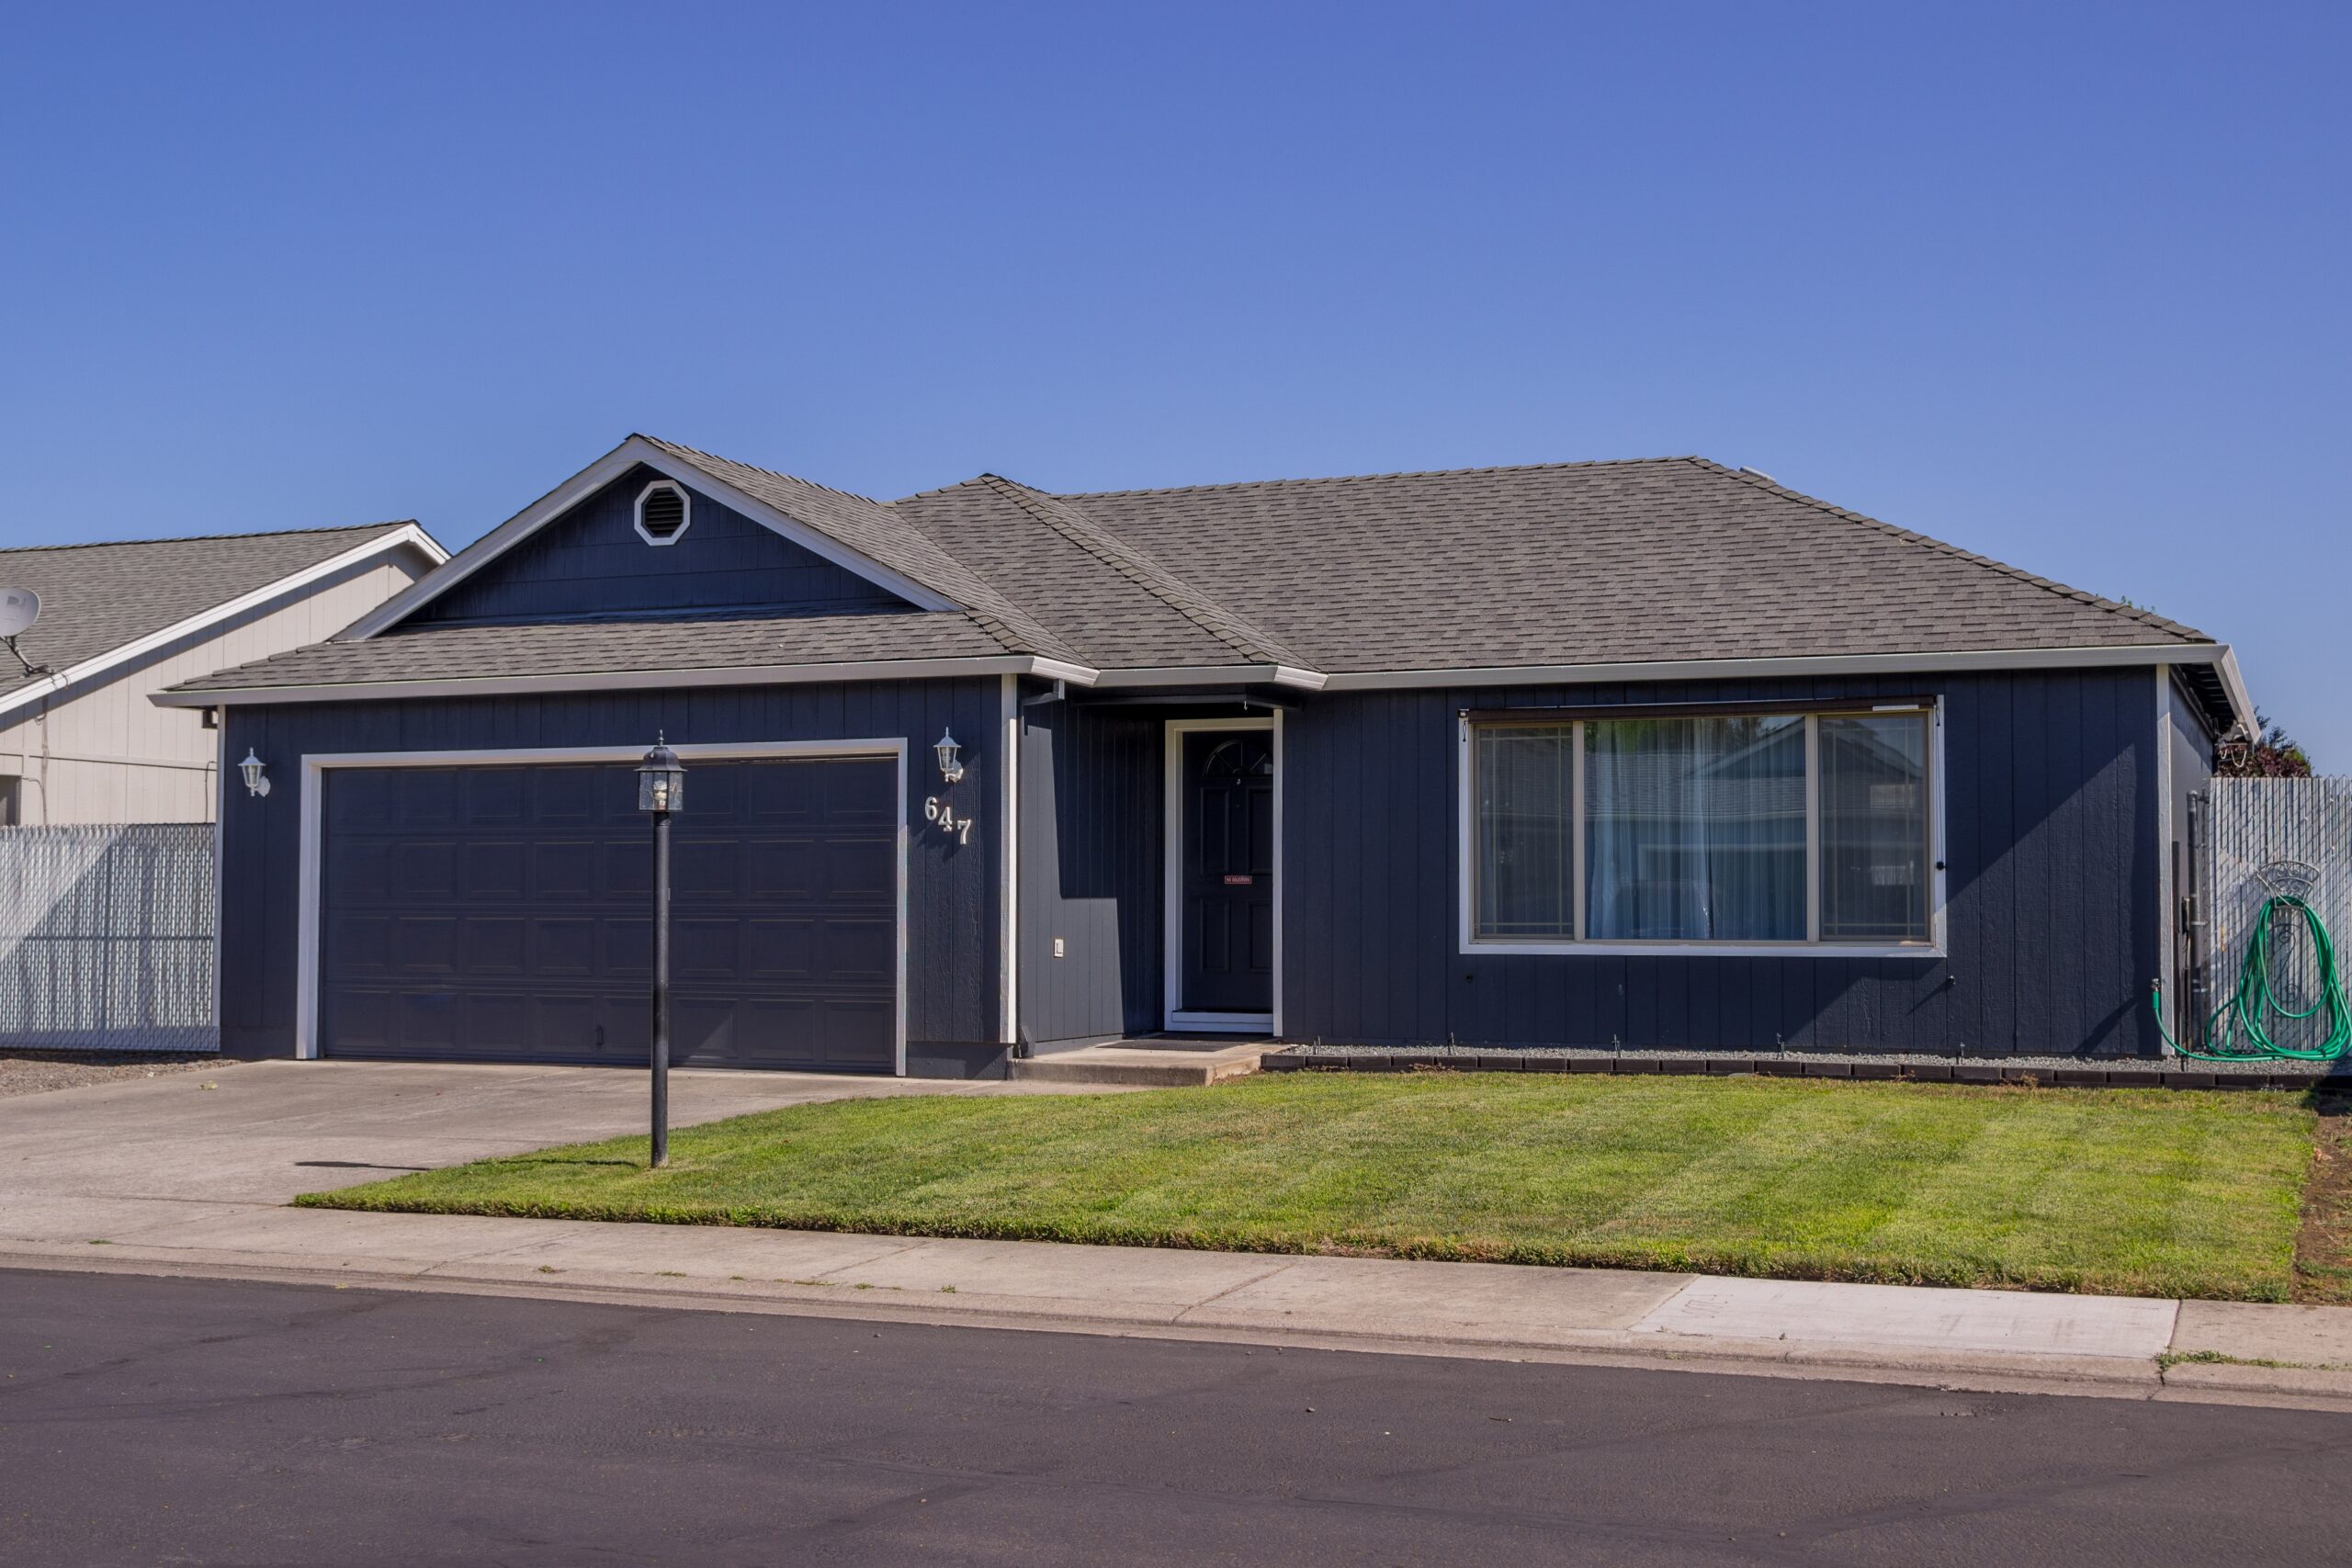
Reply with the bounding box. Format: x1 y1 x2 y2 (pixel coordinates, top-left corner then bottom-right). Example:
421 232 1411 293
2152 894 2352 1061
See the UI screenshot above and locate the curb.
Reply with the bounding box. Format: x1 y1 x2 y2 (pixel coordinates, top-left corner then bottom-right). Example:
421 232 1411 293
13 1242 2352 1414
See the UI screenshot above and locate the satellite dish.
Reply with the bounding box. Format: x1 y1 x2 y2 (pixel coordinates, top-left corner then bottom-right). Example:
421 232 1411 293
0 587 36 640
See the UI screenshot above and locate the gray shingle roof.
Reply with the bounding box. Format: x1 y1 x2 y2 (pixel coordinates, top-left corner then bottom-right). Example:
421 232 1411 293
0 523 424 703
177 611 1010 691
638 437 1082 663
164 443 2213 701
1049 457 2207 671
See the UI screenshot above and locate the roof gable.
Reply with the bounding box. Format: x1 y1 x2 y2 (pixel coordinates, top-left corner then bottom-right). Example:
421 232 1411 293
401 464 914 628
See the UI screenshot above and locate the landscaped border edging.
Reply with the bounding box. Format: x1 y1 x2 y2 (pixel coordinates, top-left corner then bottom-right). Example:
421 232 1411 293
1260 1050 2352 1091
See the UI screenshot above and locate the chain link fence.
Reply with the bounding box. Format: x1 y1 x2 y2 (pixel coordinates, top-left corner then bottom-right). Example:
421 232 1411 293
2196 776 2352 1048
0 824 216 1051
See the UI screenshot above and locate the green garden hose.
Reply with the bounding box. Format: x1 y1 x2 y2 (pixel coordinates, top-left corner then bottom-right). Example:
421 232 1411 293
2152 894 2352 1061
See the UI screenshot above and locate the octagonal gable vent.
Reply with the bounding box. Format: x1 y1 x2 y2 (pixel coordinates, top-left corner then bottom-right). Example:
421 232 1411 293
635 480 691 546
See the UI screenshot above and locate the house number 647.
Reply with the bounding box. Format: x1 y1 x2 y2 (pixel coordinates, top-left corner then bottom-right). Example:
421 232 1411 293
924 796 974 845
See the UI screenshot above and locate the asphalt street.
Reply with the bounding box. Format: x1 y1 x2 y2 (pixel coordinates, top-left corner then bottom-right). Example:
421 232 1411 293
2 1269 2345 1566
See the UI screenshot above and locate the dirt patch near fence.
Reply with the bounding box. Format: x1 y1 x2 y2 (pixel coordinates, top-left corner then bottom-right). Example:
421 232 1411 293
2294 1094 2352 1303
0 1051 230 1100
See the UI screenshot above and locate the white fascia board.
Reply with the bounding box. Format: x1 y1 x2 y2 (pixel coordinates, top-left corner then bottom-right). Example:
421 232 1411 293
0 525 445 726
1317 643 2233 692
1093 663 1328 690
340 437 958 642
153 653 1101 708
2211 645 2256 736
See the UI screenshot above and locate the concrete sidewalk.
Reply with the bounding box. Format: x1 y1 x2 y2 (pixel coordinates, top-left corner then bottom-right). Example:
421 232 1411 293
6 1061 2352 1410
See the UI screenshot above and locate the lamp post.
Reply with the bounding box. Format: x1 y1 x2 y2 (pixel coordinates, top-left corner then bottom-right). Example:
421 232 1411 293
636 736 685 1168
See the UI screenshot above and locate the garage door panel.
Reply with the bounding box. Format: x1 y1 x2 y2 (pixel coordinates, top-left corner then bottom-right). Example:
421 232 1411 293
390 841 458 899
531 918 597 974
322 757 900 1070
397 770 460 826
674 840 742 899
460 841 527 899
464 768 528 823
820 917 895 979
326 837 392 901
458 916 527 974
676 917 741 979
745 918 813 978
823 836 895 897
532 841 597 898
391 916 458 974
745 837 820 897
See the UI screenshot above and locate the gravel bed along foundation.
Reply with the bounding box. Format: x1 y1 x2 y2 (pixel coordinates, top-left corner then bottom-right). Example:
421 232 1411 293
0 1051 230 1100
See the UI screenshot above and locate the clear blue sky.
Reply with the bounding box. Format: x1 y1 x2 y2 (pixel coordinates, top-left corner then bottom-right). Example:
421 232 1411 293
3 4 2343 761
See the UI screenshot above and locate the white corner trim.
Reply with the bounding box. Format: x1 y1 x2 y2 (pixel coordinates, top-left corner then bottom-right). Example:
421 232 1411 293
0 524 446 726
1162 715 1283 1034
292 738 911 1073
633 479 692 547
341 436 959 641
1323 643 2245 693
156 653 1105 708
1000 672 1020 1047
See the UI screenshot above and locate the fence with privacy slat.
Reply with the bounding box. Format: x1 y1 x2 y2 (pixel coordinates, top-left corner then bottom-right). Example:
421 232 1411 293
0 824 216 1051
2195 776 2352 1050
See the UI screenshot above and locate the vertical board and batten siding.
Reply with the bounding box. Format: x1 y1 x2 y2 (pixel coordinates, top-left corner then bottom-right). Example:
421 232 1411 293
216 677 1005 1074
1015 701 1164 1048
1280 668 2164 1056
406 466 910 626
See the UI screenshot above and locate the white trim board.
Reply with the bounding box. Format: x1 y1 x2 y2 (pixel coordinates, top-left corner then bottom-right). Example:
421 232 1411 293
999 673 1020 1047
0 525 445 725
158 654 1103 708
339 436 959 641
1161 716 1283 1034
291 739 911 1075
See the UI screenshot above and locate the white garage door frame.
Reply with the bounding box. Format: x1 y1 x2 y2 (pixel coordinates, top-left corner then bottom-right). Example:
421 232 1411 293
295 739 910 1073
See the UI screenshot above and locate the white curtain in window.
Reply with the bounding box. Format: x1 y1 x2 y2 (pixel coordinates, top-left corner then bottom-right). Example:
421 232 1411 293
1476 725 1575 937
1585 716 1806 941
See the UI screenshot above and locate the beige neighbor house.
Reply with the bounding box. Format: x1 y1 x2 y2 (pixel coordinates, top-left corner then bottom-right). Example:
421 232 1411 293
0 524 445 824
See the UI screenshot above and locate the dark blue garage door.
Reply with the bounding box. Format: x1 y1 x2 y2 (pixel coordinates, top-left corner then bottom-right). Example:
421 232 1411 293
320 756 898 1072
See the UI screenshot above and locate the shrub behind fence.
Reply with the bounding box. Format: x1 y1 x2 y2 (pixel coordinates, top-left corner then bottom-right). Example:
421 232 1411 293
0 824 216 1052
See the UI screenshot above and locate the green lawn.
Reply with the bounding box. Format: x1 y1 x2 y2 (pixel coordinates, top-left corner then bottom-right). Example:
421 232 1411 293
299 1074 2320 1301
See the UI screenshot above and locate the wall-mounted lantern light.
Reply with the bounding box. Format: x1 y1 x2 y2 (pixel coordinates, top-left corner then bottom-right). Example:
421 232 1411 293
238 748 271 798
934 728 964 784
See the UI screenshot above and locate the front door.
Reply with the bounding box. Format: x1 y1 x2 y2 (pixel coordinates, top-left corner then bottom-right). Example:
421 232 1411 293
1179 728 1274 1017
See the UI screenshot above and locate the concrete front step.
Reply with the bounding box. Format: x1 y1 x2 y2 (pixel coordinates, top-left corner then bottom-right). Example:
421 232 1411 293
1010 1042 1270 1088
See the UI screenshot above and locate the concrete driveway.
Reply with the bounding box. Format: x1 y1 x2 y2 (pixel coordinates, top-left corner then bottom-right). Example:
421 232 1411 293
0 1059 1062 1247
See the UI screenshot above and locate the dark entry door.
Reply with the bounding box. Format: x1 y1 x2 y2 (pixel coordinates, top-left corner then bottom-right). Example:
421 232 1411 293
1180 728 1274 1015
320 755 898 1071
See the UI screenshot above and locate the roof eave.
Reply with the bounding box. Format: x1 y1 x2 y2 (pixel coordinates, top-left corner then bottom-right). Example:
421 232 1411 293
153 653 1102 708
0 524 446 724
1313 643 2228 692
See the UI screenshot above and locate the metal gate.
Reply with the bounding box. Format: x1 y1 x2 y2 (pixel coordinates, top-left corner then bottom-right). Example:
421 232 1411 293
2192 776 2352 1048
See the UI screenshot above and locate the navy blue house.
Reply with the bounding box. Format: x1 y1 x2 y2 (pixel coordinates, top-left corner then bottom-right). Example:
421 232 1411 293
162 436 2253 1075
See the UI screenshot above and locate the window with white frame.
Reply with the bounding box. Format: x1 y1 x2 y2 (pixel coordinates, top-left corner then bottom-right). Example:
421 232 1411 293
1470 705 1936 947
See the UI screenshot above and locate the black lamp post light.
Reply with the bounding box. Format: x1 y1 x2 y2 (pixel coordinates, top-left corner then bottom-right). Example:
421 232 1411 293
636 735 685 1168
